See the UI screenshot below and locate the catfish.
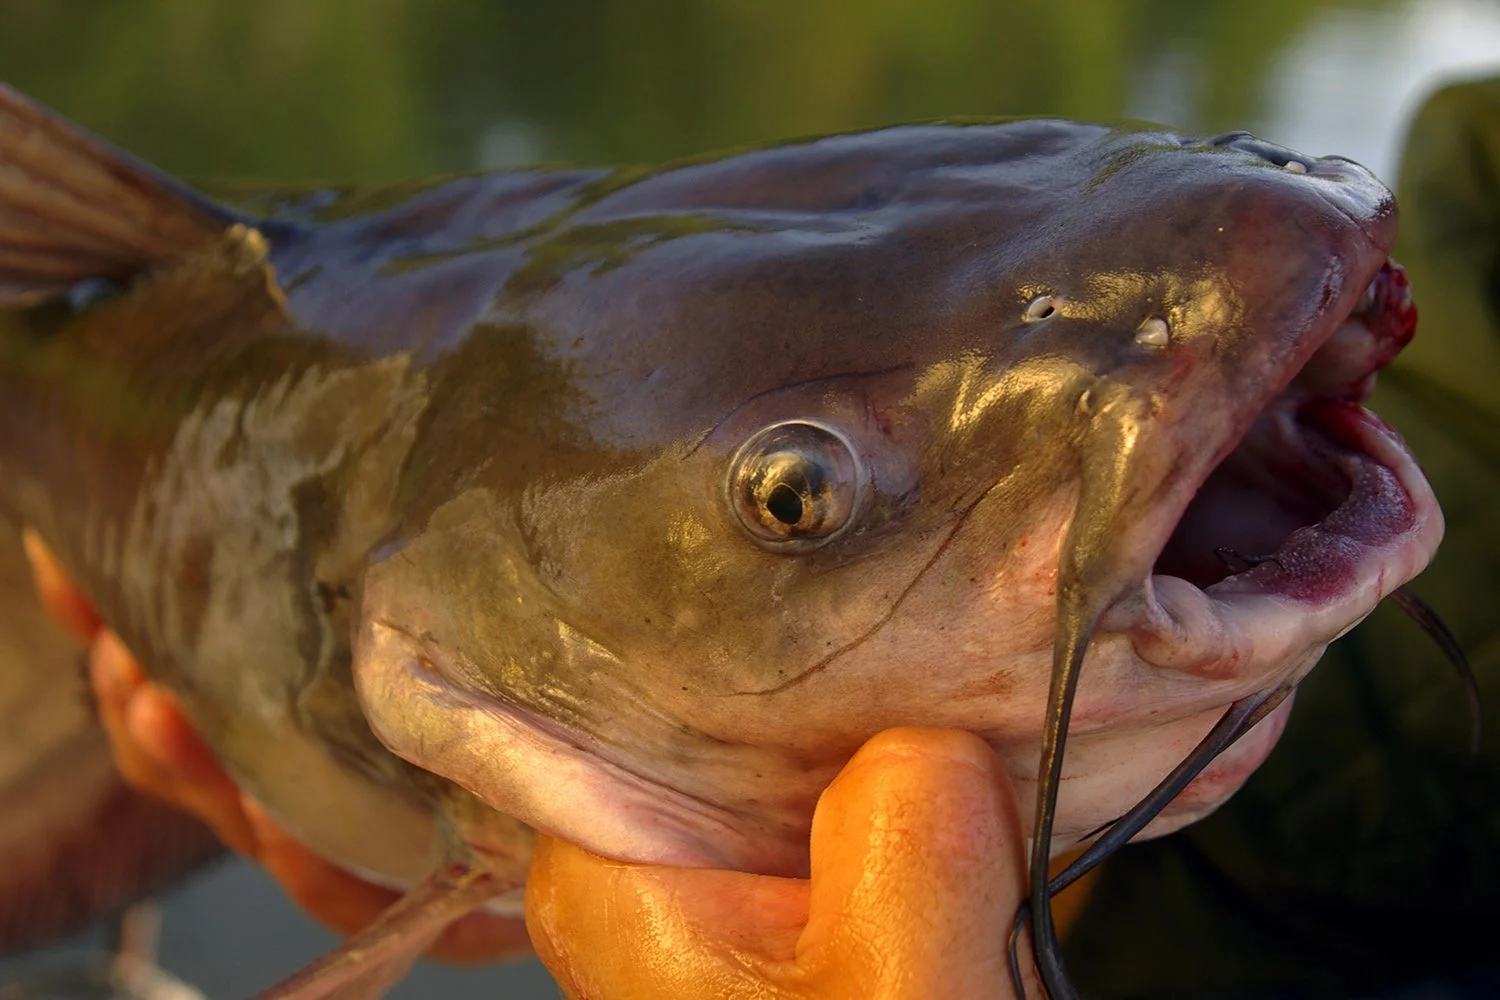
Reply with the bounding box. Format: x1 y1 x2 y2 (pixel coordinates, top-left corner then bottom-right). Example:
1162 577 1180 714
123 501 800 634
0 84 1453 998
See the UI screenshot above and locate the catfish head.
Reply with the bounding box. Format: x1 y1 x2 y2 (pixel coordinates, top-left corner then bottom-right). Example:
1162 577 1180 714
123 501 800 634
349 123 1438 883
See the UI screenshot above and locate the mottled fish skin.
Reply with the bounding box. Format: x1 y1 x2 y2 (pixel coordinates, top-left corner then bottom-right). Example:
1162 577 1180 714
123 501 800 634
0 222 508 891
0 81 1439 956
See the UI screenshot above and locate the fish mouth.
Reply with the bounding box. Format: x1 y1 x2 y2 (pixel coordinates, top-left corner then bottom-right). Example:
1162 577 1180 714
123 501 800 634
1019 258 1442 998
1115 259 1439 701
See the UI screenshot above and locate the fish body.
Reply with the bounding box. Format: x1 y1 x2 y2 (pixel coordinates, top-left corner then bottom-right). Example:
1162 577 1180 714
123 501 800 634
0 87 1443 987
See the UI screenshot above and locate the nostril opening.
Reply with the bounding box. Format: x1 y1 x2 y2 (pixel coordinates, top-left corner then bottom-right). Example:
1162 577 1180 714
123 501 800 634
1024 294 1060 322
1208 132 1313 172
1207 130 1253 148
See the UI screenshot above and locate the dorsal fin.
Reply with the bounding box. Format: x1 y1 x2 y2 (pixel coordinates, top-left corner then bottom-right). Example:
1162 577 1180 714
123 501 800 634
0 84 237 307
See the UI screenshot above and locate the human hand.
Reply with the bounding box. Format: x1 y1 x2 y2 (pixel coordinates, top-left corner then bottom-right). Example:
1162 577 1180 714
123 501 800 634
21 529 531 964
526 726 1039 999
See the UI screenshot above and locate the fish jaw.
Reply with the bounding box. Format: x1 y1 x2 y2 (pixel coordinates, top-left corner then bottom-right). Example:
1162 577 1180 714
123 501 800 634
1107 400 1442 688
1025 232 1440 848
353 616 791 873
1096 252 1435 678
1014 185 1439 849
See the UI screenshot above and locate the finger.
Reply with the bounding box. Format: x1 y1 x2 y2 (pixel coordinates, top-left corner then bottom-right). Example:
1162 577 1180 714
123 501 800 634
91 633 528 967
799 727 1035 999
89 630 175 802
527 836 808 999
51 573 529 969
89 632 258 854
242 799 532 964
22 528 100 642
123 666 235 789
425 905 534 965
244 796 417 938
126 681 260 854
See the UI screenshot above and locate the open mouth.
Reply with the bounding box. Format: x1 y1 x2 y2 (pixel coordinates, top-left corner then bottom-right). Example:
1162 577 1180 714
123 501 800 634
1129 260 1440 682
1021 261 1453 1000
1160 260 1418 587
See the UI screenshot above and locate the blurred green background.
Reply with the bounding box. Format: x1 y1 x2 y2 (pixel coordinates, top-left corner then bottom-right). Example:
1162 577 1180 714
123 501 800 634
2 0 1499 997
4 0 1498 183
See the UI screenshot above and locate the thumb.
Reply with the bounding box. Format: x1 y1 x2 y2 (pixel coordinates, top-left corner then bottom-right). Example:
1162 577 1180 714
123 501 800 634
525 728 1036 1000
797 727 1036 999
526 833 810 998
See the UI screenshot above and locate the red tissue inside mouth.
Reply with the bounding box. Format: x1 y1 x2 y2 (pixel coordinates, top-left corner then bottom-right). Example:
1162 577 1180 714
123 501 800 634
1362 259 1417 367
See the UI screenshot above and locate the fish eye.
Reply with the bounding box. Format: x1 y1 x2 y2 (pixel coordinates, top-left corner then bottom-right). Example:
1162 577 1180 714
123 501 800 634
727 421 863 549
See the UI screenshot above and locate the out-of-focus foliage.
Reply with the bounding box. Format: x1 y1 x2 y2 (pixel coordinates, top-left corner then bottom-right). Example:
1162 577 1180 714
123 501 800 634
0 0 1397 179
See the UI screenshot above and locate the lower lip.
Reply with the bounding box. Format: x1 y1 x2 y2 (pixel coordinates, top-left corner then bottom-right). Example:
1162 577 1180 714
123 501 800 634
1162 694 1296 816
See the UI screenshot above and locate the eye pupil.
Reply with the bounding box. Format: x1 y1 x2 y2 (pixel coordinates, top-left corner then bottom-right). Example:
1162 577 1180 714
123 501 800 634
767 483 804 525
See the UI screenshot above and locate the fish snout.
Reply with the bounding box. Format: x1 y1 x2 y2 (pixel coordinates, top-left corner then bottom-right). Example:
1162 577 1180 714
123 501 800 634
1195 129 1398 250
1205 130 1363 182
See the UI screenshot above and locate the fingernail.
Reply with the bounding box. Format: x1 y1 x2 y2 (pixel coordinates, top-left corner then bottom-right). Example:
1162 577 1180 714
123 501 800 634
20 528 48 571
93 631 145 688
125 685 186 768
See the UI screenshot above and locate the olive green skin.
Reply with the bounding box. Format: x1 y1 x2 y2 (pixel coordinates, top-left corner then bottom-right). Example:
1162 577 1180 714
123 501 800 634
0 120 1401 895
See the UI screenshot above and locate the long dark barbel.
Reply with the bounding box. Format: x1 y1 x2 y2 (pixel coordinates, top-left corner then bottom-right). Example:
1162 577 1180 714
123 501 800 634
1015 582 1478 997
1025 607 1094 1000
1046 589 1477 896
1214 551 1478 752
1018 367 1482 998
1025 382 1169 1000
1009 685 1292 996
1390 585 1483 754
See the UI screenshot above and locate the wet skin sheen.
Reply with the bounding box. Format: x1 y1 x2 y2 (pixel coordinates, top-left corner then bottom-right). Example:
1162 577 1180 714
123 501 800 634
0 118 1440 907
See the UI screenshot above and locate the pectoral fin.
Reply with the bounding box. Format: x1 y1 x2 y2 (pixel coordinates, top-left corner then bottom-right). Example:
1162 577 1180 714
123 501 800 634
0 727 223 954
251 861 507 1000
